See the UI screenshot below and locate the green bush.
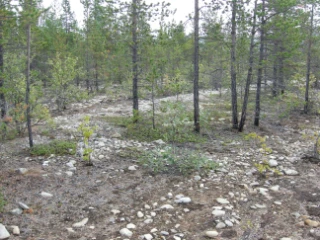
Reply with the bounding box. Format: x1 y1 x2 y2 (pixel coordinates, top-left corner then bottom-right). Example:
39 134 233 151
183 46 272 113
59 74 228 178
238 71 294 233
139 146 218 175
30 140 76 156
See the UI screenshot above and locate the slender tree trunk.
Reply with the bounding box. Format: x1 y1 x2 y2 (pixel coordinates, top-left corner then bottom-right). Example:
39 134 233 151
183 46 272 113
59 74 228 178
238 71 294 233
193 0 200 132
304 4 314 114
26 23 33 147
230 0 238 129
278 45 284 95
95 62 99 92
272 43 278 97
132 0 139 120
239 0 257 132
254 0 265 127
0 18 5 119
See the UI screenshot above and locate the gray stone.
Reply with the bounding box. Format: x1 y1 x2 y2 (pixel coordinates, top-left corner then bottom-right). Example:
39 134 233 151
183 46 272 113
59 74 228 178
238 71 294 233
160 204 174 210
137 211 144 218
212 209 226 217
128 166 137 171
10 226 20 235
144 233 153 240
268 160 278 167
126 223 136 229
144 219 153 224
284 169 299 176
40 191 53 198
161 231 169 236
216 198 229 205
0 224 10 239
72 218 88 228
216 222 226 229
11 208 23 215
119 228 133 238
205 230 219 238
18 202 29 210
18 168 28 174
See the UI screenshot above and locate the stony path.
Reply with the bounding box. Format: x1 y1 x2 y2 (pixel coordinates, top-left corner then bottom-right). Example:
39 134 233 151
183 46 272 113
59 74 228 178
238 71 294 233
0 92 319 240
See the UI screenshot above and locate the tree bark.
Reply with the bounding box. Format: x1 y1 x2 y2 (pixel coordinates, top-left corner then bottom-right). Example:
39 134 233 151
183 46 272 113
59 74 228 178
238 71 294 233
193 0 200 132
0 18 5 119
132 0 139 120
304 4 314 114
254 0 265 127
238 0 257 132
230 0 238 129
26 23 33 147
272 43 278 97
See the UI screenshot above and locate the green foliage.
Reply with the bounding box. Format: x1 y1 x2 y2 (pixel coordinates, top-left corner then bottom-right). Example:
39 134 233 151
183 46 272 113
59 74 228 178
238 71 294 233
48 53 86 111
30 140 76 156
0 190 6 213
244 132 272 154
75 116 97 164
254 161 282 177
139 146 218 175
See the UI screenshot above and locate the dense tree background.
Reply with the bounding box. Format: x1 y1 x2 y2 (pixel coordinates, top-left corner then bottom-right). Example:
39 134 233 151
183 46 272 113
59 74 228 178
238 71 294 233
0 0 319 146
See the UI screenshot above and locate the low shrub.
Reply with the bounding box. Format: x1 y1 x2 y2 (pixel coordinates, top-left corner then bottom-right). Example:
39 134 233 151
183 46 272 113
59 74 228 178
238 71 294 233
30 140 76 156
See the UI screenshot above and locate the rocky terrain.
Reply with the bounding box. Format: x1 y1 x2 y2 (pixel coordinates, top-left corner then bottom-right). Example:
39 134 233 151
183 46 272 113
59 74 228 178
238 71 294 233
0 90 319 240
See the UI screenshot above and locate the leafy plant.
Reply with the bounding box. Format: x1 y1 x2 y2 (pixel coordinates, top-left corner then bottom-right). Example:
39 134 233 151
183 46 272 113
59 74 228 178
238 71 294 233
139 146 217 175
30 140 76 156
254 161 282 177
75 116 97 165
244 132 272 154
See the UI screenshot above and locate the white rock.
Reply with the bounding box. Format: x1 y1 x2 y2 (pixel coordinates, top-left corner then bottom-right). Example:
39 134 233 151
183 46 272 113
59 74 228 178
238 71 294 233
145 204 151 209
173 236 181 240
153 139 165 145
150 228 157 233
167 192 173 198
274 201 282 205
151 212 156 217
137 211 144 218
18 202 29 210
268 160 278 167
72 218 88 228
284 169 299 176
98 155 105 160
10 226 20 235
194 175 201 181
144 219 153 224
0 224 10 239
270 185 280 192
216 222 226 229
11 208 23 215
212 209 226 217
160 204 174 210
225 220 234 227
205 230 219 238
144 233 153 240
126 223 136 229
66 162 74 168
280 238 292 240
128 166 137 171
89 225 95 229
66 228 75 233
119 228 133 238
40 191 53 198
216 198 229 205
111 209 121 215
255 204 267 209
175 196 192 204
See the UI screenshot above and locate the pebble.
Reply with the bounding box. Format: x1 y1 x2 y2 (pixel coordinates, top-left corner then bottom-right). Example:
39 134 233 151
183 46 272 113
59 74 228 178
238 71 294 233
175 195 192 204
0 224 10 239
111 209 121 215
40 191 53 198
119 228 133 238
212 209 226 217
167 193 173 199
225 220 233 227
280 238 292 240
66 228 75 233
98 155 105 160
72 218 88 228
268 160 278 167
128 166 137 171
11 208 23 215
305 219 319 227
137 211 144 218
144 219 153 224
18 202 29 210
161 231 169 236
216 222 226 229
10 226 20 235
270 185 280 192
205 230 219 238
284 169 299 176
126 223 136 229
216 198 229 205
194 175 201 181
144 233 153 240
18 168 28 174
160 204 174 210
66 171 73 177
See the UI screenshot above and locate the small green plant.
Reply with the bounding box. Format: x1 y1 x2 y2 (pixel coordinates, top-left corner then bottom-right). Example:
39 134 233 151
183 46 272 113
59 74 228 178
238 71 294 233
76 116 97 165
254 161 282 177
30 140 76 156
244 132 272 154
0 190 6 212
139 146 218 175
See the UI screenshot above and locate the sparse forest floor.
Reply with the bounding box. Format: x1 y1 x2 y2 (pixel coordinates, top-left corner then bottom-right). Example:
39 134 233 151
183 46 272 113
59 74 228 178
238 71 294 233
0 88 320 240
